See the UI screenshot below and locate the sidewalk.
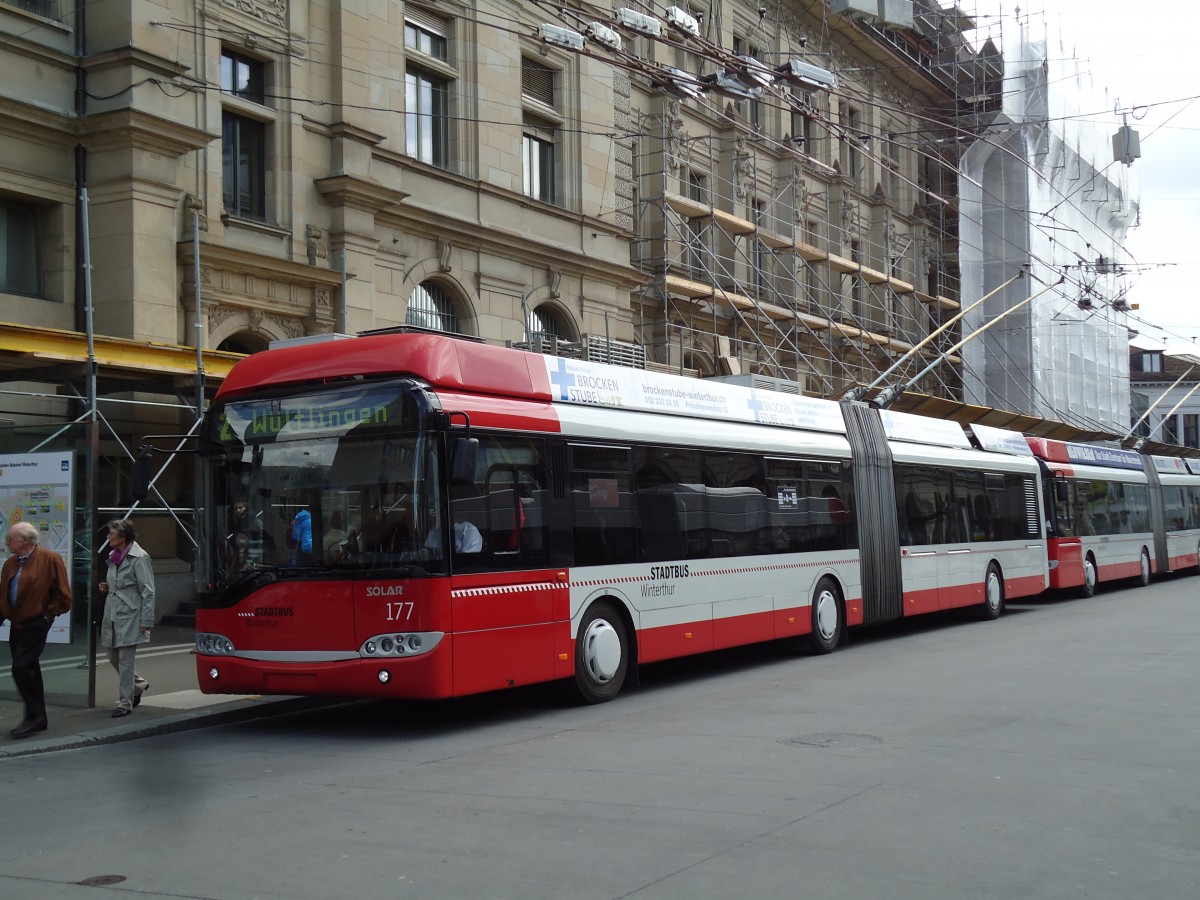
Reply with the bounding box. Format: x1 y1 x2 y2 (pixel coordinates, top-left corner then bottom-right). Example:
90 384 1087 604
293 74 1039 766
1 625 323 759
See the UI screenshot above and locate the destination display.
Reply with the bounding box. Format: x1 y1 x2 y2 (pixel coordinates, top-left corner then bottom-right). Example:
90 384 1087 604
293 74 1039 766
219 385 403 443
1062 442 1144 470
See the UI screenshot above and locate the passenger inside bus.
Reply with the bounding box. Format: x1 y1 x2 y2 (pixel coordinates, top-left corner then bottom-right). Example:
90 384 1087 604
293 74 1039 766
323 511 348 562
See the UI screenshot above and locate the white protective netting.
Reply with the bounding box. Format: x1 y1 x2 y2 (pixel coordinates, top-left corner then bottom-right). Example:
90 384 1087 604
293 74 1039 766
958 9 1138 433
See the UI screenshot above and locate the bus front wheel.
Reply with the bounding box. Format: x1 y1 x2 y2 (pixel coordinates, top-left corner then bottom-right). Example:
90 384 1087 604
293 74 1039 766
810 577 843 654
1078 554 1098 598
573 602 629 704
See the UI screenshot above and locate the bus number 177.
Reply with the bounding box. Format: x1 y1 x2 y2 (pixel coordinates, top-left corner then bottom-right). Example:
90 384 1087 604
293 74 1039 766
387 602 414 622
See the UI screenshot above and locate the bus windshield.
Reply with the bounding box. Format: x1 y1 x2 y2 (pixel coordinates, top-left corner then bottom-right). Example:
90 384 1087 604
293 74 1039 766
199 378 447 600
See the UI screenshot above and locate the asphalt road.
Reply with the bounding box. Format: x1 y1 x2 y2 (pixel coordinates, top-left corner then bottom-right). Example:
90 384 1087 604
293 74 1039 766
2 573 1198 900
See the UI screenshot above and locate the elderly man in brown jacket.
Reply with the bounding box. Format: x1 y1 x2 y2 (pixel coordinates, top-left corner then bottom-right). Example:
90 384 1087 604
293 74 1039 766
1 521 73 739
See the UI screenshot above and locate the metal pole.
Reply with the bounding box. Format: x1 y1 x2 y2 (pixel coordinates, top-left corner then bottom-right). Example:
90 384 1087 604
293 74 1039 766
81 186 98 707
1143 380 1200 442
193 212 205 594
339 248 348 333
872 277 1063 409
1123 365 1195 441
843 270 1026 401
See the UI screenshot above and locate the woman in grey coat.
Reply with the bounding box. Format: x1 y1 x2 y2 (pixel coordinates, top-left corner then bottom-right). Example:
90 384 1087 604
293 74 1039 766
98 519 155 717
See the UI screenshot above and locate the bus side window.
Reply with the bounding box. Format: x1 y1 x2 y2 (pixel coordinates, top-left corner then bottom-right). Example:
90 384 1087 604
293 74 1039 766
569 444 634 567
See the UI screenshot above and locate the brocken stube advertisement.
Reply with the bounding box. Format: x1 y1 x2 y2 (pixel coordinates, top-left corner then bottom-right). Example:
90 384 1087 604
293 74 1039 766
0 451 74 644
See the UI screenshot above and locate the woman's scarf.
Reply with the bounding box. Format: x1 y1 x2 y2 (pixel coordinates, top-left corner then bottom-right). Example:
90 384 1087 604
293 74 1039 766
108 546 128 567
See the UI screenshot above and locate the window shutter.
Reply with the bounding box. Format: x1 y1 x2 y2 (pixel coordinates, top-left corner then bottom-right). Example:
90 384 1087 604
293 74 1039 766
522 58 556 108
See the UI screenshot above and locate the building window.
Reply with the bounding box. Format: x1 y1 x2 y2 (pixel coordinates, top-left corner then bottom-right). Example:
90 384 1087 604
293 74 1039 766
406 281 459 333
884 133 903 204
1138 351 1164 373
522 58 559 204
733 37 763 130
1161 414 1179 445
791 90 819 160
843 107 861 183
751 198 767 297
221 51 264 102
0 199 40 296
1184 413 1199 448
405 16 451 168
523 116 556 203
10 0 63 21
685 170 709 278
674 5 707 79
220 50 271 222
527 304 573 352
849 240 863 317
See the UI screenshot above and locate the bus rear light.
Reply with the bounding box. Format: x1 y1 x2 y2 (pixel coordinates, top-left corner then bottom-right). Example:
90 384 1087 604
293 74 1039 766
378 670 391 684
208 667 219 680
407 635 422 652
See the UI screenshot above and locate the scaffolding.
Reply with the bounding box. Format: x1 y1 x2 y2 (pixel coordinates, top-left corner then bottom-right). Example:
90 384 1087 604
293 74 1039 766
619 0 1008 404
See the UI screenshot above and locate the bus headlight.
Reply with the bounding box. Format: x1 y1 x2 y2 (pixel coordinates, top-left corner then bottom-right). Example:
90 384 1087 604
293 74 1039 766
196 633 236 656
359 632 443 658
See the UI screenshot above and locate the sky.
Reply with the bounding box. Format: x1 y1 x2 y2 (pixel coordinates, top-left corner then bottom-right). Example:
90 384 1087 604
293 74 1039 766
960 0 1200 352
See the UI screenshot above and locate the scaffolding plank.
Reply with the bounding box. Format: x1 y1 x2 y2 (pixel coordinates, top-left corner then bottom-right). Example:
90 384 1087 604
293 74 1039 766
795 241 826 262
828 253 859 274
888 276 915 294
711 208 756 235
861 265 888 285
664 273 714 298
713 289 755 311
758 231 794 250
829 320 864 339
936 295 960 310
663 192 711 219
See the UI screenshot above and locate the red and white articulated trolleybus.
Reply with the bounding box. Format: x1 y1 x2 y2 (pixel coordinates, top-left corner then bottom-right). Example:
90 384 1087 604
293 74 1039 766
1027 437 1200 596
194 331 1047 703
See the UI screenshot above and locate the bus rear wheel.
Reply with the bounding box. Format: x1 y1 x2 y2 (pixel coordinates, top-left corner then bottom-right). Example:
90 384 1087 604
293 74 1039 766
573 602 629 704
1078 553 1097 598
810 577 843 654
978 563 1004 620
1137 548 1151 587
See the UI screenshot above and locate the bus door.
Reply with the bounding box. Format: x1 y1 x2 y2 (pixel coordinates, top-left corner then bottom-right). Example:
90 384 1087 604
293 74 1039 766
896 465 945 615
939 473 981 610
447 434 560 696
1046 476 1085 589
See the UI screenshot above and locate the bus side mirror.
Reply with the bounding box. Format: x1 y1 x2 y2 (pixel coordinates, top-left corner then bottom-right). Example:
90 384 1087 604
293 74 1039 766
1054 480 1068 502
450 437 478 486
132 446 153 501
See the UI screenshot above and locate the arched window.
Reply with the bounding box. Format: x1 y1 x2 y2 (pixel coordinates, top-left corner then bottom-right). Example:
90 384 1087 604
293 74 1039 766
526 304 566 344
407 281 458 333
217 333 269 355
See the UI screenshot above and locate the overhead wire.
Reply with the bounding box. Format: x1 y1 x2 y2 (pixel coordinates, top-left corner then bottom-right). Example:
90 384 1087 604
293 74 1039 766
28 1 1195 420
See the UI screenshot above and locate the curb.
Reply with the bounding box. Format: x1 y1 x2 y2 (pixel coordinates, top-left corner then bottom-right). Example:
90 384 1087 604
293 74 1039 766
0 696 337 760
